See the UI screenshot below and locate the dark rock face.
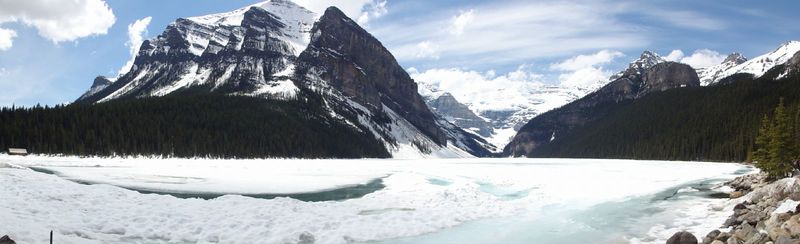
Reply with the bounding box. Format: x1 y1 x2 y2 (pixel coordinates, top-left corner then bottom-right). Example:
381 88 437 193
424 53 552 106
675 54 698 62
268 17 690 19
77 76 114 101
724 53 748 65
427 93 493 137
667 231 698 244
588 62 699 103
91 76 113 88
504 61 699 157
0 235 15 244
295 7 446 145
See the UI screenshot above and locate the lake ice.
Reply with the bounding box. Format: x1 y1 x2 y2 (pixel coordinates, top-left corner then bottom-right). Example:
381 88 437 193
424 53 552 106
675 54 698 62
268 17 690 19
0 155 753 243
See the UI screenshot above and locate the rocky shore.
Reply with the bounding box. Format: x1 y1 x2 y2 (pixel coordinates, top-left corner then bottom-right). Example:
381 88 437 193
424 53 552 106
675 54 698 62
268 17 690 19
668 173 800 244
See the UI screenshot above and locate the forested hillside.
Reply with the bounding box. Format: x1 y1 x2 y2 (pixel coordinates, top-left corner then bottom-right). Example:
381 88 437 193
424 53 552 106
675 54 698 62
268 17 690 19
527 71 800 162
0 90 391 158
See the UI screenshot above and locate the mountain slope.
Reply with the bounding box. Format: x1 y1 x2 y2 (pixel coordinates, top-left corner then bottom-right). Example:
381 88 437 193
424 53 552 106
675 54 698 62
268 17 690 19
518 65 800 161
504 61 699 156
293 7 484 157
505 46 800 161
71 1 486 158
77 0 316 103
426 93 493 137
696 53 747 86
699 41 800 85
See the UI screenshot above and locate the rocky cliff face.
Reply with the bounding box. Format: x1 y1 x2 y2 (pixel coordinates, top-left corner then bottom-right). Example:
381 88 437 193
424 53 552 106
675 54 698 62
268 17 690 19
589 62 699 104
426 93 493 137
504 60 699 157
295 7 446 145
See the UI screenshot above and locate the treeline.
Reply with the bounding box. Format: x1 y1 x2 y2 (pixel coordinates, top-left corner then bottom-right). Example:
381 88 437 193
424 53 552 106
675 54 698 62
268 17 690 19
751 99 800 178
531 72 800 162
0 92 390 158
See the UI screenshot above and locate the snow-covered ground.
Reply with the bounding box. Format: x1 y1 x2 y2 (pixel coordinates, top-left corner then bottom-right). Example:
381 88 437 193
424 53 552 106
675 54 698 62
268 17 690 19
0 155 751 243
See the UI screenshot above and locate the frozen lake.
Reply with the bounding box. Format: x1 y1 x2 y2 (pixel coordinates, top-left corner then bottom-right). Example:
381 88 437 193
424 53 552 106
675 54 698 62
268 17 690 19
0 155 752 243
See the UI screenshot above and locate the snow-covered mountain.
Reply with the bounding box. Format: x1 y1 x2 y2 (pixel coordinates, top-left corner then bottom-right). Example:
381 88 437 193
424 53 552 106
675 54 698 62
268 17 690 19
505 60 700 157
419 82 584 151
609 51 666 81
76 0 490 158
79 0 317 102
418 50 667 151
696 53 747 86
698 41 800 85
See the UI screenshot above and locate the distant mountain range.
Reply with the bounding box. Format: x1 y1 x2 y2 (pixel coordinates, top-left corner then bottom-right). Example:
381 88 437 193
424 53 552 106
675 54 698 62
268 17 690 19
420 42 800 154
27 0 800 159
504 43 800 161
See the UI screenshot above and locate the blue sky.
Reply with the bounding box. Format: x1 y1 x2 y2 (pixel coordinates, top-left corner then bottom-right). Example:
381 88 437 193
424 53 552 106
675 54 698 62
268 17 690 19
0 0 798 106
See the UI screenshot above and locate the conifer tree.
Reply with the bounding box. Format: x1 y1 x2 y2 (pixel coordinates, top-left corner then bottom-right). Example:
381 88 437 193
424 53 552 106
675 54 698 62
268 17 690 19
753 114 772 171
767 98 793 178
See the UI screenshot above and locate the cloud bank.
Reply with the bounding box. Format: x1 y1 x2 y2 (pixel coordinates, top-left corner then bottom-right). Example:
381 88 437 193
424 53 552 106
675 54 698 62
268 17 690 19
0 0 116 50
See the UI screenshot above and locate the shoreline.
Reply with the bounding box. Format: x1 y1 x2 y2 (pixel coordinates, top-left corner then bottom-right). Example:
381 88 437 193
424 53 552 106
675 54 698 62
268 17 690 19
668 172 800 244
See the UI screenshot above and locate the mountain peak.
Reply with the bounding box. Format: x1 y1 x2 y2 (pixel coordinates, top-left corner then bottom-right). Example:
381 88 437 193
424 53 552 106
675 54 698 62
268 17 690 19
91 76 113 87
609 50 666 81
187 0 314 27
323 6 347 16
297 5 447 145
639 50 661 60
723 52 747 64
779 40 800 48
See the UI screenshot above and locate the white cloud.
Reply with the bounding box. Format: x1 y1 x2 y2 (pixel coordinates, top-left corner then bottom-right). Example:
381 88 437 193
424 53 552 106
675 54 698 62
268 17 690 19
411 65 546 112
291 0 387 24
366 1 729 70
450 10 475 35
646 10 726 30
550 49 623 71
415 41 440 59
0 27 15 50
0 0 115 49
118 16 152 76
372 0 649 66
679 49 726 68
550 50 623 88
664 50 685 62
485 69 496 78
357 0 387 25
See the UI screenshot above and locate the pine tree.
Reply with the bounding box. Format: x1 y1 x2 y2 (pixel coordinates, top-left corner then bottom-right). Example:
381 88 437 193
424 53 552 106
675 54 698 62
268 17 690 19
753 114 772 170
793 105 800 172
767 98 793 178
